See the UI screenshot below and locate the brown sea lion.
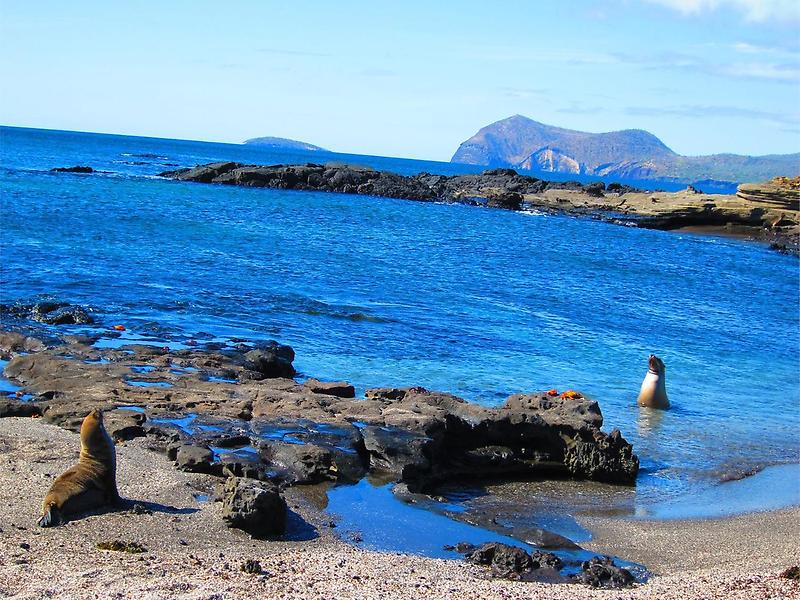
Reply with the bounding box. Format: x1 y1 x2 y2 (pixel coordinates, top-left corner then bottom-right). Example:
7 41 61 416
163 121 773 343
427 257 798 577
38 408 120 527
637 354 670 409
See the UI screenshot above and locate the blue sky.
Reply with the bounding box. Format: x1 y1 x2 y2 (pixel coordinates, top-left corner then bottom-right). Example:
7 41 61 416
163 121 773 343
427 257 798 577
1 0 798 160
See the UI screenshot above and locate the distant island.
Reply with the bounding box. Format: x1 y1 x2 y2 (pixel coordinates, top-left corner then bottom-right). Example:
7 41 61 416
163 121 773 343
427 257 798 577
243 136 327 152
451 115 800 184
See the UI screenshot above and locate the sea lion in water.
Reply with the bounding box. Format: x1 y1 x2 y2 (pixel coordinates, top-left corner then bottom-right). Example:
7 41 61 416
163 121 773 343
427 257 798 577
637 354 670 409
38 409 120 527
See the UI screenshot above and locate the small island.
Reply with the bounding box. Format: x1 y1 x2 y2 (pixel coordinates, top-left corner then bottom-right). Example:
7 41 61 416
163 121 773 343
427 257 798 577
243 136 328 152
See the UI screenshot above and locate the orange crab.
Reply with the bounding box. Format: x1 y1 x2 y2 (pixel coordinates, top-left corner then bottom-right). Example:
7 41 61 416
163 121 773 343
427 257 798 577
560 390 583 400
112 324 126 331
546 389 559 397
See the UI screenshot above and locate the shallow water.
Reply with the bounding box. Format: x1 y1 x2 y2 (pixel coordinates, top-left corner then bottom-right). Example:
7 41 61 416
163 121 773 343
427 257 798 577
325 479 645 578
1 126 798 515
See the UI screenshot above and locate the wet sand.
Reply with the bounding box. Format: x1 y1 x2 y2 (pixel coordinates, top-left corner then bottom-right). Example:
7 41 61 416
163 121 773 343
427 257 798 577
1 417 798 599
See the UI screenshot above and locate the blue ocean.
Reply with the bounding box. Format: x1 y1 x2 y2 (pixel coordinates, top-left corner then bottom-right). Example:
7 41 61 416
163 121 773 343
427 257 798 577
1 125 798 513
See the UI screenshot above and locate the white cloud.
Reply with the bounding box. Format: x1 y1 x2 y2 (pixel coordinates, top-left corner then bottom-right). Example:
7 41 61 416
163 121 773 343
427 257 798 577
719 61 800 81
646 0 800 22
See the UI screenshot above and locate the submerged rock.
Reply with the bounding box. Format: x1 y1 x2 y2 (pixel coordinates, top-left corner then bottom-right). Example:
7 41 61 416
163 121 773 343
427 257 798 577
221 477 287 537
0 301 94 325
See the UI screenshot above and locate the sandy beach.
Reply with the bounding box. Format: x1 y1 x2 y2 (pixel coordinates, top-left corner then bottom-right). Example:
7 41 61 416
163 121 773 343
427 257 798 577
1 417 797 600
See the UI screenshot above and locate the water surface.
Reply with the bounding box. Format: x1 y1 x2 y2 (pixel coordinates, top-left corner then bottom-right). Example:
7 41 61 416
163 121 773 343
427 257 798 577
1 126 798 514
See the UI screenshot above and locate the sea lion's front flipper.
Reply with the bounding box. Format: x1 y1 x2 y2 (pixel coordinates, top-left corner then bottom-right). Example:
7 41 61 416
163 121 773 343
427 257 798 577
38 504 62 528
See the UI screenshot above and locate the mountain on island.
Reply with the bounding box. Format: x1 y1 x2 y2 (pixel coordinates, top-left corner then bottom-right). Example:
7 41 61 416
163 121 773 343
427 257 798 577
451 115 800 184
243 136 327 152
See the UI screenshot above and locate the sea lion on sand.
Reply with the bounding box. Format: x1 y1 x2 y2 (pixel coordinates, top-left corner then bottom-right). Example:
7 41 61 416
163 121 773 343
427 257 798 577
637 354 669 409
38 408 120 527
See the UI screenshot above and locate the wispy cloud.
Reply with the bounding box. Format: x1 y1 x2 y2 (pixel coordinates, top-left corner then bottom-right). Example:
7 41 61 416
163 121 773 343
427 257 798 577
644 0 800 22
467 48 622 66
613 49 800 83
498 86 549 99
555 103 606 115
624 104 800 126
256 47 331 58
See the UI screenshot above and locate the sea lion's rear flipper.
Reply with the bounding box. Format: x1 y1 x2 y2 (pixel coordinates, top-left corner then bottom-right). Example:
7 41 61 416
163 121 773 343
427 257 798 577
38 504 62 528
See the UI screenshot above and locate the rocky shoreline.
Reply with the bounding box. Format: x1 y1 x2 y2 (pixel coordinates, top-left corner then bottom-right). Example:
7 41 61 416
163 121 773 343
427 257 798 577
2 312 799 595
0 325 638 493
0 311 644 587
156 163 800 256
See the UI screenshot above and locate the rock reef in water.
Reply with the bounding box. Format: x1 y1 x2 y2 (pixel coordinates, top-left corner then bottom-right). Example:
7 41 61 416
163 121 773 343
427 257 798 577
159 162 800 255
50 165 95 173
0 331 639 491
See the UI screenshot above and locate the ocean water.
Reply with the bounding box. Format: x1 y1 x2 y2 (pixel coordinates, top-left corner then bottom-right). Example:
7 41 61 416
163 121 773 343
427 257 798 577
1 126 798 512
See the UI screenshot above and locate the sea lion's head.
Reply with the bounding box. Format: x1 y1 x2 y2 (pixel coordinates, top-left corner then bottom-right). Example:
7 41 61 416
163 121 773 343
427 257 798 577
80 409 104 437
648 354 665 376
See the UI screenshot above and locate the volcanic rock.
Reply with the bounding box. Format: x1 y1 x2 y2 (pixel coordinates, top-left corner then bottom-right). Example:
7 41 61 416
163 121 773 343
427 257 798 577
220 477 287 537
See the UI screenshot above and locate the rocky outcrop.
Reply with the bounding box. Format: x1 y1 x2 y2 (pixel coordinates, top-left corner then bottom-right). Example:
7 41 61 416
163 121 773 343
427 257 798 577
220 477 287 537
243 341 296 379
0 301 94 325
50 165 95 173
736 176 799 211
158 162 613 211
159 161 799 255
0 332 638 493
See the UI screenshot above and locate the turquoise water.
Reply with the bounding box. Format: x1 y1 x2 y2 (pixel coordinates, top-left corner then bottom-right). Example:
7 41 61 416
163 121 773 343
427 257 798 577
1 126 798 510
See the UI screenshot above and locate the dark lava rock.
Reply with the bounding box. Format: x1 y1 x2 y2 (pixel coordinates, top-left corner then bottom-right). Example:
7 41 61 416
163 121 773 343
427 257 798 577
531 550 563 570
50 166 94 173
486 191 523 210
240 559 263 575
482 168 519 177
353 388 638 489
0 399 41 418
172 444 214 473
37 305 93 325
260 441 334 484
104 410 146 441
360 425 432 480
303 379 355 398
781 565 800 580
572 556 635 589
584 182 606 197
221 477 287 537
1 301 94 325
445 542 477 554
259 437 367 484
165 161 240 183
0 332 46 355
244 341 295 378
465 542 534 579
